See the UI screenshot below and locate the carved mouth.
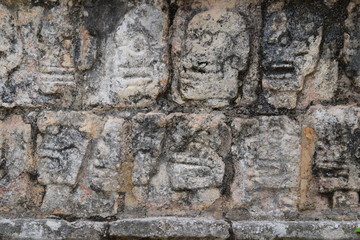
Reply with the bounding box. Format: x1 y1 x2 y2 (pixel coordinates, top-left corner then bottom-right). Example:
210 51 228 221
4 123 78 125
0 51 6 59
264 62 295 79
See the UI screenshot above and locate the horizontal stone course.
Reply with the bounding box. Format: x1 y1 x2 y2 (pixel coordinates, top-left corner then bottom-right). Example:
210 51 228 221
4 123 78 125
2 218 360 240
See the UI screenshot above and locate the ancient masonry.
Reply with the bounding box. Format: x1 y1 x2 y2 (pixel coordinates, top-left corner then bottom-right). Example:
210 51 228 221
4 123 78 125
1 0 360 239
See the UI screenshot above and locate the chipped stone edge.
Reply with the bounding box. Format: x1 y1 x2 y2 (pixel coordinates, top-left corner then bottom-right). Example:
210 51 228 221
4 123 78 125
2 218 360 240
233 221 360 240
108 217 230 239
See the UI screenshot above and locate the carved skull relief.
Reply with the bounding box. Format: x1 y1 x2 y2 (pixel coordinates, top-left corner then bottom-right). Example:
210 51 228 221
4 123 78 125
87 4 168 107
0 4 22 79
172 8 250 107
37 127 89 186
262 0 323 109
343 1 360 88
37 5 75 94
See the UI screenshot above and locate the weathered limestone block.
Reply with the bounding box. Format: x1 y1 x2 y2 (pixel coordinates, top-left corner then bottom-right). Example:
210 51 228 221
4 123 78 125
0 4 22 79
36 112 94 186
74 117 129 217
262 0 323 109
0 219 106 240
343 0 360 88
0 3 23 106
132 113 167 187
85 1 168 108
303 106 360 211
171 1 250 108
36 111 127 216
233 221 360 240
1 2 80 108
130 113 231 216
230 116 301 219
109 217 230 239
0 115 36 210
36 4 76 95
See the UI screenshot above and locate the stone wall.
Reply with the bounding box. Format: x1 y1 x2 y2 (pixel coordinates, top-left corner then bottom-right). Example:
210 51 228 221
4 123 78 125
1 0 360 239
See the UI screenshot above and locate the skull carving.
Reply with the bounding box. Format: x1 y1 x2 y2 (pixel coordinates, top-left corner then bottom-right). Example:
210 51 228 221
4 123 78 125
262 0 323 109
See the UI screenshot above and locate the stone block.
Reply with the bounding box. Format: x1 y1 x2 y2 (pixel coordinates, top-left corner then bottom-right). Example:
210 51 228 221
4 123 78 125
2 3 79 108
171 0 250 108
0 115 35 210
109 217 230 239
85 1 169 108
0 219 106 240
231 116 301 218
262 0 323 109
233 221 360 240
130 113 231 216
304 106 360 210
36 111 128 217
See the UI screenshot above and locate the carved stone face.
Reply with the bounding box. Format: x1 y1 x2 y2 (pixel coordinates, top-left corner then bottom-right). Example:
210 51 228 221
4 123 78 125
38 6 75 93
179 9 249 103
0 4 22 76
169 142 224 191
37 127 89 186
262 0 323 107
106 5 164 97
343 2 360 87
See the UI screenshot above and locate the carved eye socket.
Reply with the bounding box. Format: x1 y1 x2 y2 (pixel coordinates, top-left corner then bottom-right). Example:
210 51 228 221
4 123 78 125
132 37 147 52
201 33 212 45
0 31 11 52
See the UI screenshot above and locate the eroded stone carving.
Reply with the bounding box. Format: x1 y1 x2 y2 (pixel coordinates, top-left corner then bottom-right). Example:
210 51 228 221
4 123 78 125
0 115 35 210
343 1 360 88
0 4 22 79
231 116 301 218
37 5 76 94
262 0 323 109
0 4 23 106
305 106 360 209
36 112 127 216
86 3 168 108
37 127 89 186
131 113 230 215
172 7 250 107
73 117 128 217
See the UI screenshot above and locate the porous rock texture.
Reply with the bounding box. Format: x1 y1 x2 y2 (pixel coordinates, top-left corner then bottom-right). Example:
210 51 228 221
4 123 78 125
1 0 360 239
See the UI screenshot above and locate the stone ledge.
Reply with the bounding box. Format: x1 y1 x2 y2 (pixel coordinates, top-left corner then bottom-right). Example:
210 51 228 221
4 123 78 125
108 217 230 239
0 219 106 240
233 221 360 240
1 218 360 240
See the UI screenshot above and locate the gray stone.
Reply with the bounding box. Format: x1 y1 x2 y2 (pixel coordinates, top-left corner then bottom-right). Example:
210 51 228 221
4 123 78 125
0 219 106 240
343 1 360 88
4 3 78 108
262 0 323 109
303 106 360 211
109 217 230 239
233 221 360 240
0 4 22 80
231 116 301 219
0 115 35 210
36 113 93 186
171 3 250 107
132 113 167 187
85 2 169 108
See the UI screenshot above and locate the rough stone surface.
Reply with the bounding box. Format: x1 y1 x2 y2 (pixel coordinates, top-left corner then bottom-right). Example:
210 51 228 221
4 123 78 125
85 1 169 108
233 221 360 240
230 116 301 219
129 113 231 217
35 111 127 217
0 219 106 240
262 0 323 109
0 0 360 239
109 217 230 239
